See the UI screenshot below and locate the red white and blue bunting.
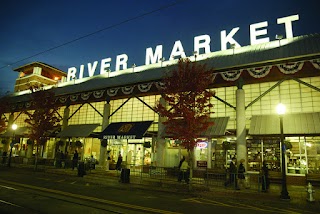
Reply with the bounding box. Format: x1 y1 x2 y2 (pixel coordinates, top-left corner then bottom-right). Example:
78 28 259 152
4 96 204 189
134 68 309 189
55 59 320 102
155 81 165 90
277 61 303 74
81 92 92 100
138 83 153 92
221 70 242 81
93 90 105 99
121 86 135 95
59 96 68 103
310 59 320 69
107 88 120 97
70 94 79 102
248 66 271 78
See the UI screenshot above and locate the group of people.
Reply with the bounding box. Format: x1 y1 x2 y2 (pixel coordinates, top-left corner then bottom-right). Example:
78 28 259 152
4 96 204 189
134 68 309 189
55 150 68 168
54 150 80 169
177 155 270 191
225 157 270 192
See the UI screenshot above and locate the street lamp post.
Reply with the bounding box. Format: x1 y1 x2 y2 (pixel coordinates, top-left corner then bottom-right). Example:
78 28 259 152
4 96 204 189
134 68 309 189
276 103 290 200
8 124 17 167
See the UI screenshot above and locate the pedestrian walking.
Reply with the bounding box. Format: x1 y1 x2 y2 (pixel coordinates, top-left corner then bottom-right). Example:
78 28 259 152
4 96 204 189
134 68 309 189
238 159 246 189
225 157 240 189
90 155 96 169
72 150 79 170
178 157 190 184
261 160 270 192
177 156 185 182
115 154 122 171
2 151 7 164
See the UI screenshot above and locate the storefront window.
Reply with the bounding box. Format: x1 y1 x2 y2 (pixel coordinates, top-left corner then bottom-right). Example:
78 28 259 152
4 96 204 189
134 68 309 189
247 138 281 172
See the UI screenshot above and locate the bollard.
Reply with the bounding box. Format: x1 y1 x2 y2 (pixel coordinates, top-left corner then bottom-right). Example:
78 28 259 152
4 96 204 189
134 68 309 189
306 182 315 202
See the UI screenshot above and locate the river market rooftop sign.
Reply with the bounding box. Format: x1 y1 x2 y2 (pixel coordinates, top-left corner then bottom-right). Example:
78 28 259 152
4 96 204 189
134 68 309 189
67 14 299 82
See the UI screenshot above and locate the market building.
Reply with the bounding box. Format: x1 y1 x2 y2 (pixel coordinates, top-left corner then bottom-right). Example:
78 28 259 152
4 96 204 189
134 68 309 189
0 33 320 183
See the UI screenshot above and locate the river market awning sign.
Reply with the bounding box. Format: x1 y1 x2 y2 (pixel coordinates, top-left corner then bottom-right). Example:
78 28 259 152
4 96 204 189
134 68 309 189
100 121 153 140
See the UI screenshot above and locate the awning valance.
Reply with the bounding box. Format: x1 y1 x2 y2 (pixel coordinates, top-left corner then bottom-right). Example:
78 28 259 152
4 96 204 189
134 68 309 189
162 117 229 138
100 121 153 140
57 124 99 138
249 112 320 136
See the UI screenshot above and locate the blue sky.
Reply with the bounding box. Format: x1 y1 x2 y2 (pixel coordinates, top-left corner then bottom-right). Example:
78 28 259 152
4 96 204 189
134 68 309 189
1 0 319 94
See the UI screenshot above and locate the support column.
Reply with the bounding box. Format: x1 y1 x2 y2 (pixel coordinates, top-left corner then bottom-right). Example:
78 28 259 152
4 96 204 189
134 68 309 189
156 96 166 167
207 138 212 169
99 101 111 168
236 88 247 167
61 106 70 153
62 106 70 130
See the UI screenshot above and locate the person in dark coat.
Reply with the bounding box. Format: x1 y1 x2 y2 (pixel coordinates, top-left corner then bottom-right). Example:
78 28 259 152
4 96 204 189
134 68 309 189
178 156 185 182
115 154 122 170
225 157 239 189
261 160 270 192
72 150 79 170
238 159 246 188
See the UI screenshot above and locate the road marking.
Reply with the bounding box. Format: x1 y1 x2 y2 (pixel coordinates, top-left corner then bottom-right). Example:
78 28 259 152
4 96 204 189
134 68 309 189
0 199 23 208
36 178 51 181
56 179 65 182
183 198 303 214
70 181 77 184
0 179 181 214
0 184 18 190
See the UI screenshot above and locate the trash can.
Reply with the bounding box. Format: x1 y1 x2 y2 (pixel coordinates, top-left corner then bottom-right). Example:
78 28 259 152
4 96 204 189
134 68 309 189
120 168 130 183
78 161 86 177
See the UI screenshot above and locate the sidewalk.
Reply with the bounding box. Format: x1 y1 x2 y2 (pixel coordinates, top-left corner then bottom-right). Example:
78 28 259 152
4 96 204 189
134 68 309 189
9 163 320 211
45 166 319 207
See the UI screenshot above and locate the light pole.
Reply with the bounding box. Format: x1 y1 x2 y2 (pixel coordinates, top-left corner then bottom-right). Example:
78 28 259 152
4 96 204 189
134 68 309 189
8 124 17 167
276 103 290 200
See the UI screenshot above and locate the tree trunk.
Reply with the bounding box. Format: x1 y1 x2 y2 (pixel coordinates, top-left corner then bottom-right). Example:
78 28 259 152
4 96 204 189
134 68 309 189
34 144 39 171
188 149 194 191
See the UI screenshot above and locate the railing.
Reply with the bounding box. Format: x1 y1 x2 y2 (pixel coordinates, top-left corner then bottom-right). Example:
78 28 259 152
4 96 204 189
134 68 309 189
123 164 263 191
0 157 272 192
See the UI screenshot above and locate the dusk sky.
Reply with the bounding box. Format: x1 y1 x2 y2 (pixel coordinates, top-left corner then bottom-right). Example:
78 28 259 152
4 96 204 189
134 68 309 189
1 0 319 94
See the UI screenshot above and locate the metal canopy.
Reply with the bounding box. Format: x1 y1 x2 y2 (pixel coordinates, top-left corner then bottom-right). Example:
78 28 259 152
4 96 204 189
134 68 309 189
57 124 100 138
249 112 320 136
162 117 229 138
0 127 29 137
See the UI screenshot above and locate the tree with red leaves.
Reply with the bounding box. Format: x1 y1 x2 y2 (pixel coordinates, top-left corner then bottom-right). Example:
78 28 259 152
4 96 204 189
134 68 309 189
0 102 7 134
155 58 215 183
24 84 60 169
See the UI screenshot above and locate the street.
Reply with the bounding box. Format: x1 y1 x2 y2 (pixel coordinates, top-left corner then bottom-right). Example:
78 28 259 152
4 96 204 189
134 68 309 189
0 167 318 214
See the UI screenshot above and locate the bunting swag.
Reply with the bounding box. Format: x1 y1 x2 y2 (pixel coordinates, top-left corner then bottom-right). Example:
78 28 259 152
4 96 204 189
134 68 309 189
277 61 303 74
81 92 92 100
121 86 135 95
70 94 79 102
93 90 105 99
138 83 153 92
155 81 165 90
52 59 319 103
221 70 242 81
107 88 119 97
59 96 68 103
248 66 271 78
310 59 320 69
